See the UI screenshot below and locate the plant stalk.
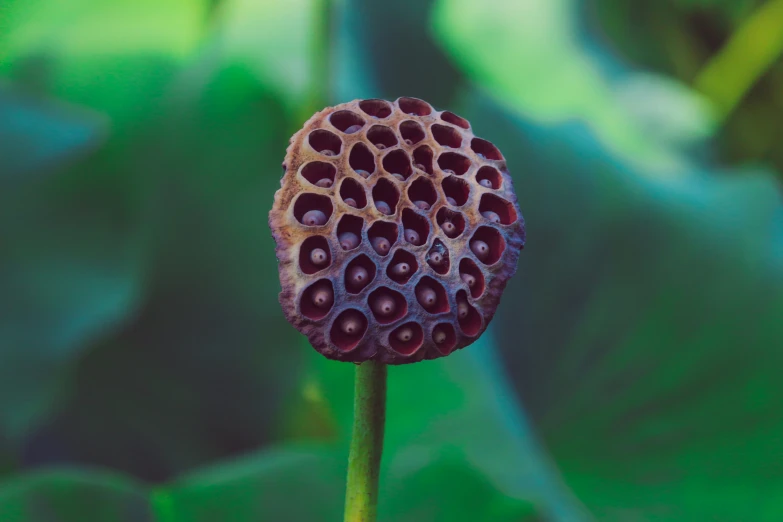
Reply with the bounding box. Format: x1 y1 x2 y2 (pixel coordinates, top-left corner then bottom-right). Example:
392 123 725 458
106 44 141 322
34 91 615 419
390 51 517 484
343 360 387 522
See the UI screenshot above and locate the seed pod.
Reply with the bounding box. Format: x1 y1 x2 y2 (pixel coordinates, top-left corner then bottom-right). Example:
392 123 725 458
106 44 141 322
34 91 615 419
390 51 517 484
482 211 501 223
390 262 410 277
302 210 327 226
416 285 437 311
311 283 334 308
461 273 475 288
376 201 392 215
270 97 525 364
310 248 328 266
371 293 396 317
471 240 489 261
338 231 360 250
441 220 457 237
396 326 414 342
371 236 391 255
404 229 420 245
347 265 370 291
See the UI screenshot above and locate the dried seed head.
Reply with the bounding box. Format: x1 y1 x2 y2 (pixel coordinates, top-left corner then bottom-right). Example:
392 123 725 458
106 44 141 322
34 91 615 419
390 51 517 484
481 211 501 224
302 210 327 227
376 201 392 215
270 98 524 364
390 262 410 277
371 236 391 255
441 220 457 237
347 265 369 290
338 231 360 250
457 300 469 319
312 283 334 308
470 240 490 261
416 285 437 310
396 326 414 342
371 293 397 317
341 312 363 334
310 248 328 266
433 326 447 344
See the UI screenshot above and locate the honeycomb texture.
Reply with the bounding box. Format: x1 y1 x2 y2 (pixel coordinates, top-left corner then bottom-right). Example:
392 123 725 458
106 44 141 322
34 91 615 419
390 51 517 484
269 97 525 364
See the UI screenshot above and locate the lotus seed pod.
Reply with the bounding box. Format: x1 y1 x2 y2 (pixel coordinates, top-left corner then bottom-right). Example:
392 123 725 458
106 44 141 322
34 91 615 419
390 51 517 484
433 326 447 344
482 211 501 223
312 282 334 308
376 201 392 215
396 326 414 342
302 210 327 226
270 97 525 364
457 300 469 319
371 236 391 255
416 286 437 310
338 231 360 250
390 262 410 277
310 248 328 266
470 239 490 261
371 293 396 317
341 311 364 334
441 220 457 237
347 265 370 291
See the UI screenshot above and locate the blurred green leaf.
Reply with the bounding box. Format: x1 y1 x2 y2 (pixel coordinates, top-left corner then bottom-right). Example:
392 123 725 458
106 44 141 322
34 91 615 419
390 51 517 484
0 88 147 445
0 469 152 522
457 93 783 520
431 0 715 170
296 338 585 521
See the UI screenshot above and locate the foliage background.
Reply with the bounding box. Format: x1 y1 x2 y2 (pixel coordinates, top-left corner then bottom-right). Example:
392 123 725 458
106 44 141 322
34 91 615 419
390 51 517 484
2 0 783 520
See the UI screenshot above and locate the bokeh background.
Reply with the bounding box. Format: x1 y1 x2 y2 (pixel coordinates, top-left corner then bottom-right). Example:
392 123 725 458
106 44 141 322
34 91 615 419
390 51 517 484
2 0 783 520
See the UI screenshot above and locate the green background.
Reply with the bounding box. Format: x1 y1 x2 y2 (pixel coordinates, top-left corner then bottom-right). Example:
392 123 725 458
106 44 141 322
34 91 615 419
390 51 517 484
2 0 783 520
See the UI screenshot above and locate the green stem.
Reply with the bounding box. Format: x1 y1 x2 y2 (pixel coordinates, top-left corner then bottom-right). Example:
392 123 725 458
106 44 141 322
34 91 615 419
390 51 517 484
343 360 387 522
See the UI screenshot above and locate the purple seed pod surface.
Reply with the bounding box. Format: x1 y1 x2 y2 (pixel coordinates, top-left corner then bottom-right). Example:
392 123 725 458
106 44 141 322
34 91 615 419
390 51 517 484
269 97 525 364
